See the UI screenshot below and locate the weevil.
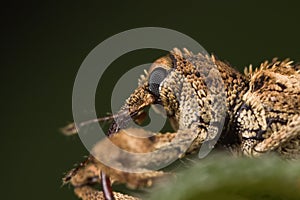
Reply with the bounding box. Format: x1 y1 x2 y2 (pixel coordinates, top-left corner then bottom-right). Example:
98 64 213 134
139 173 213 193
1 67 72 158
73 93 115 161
62 48 300 200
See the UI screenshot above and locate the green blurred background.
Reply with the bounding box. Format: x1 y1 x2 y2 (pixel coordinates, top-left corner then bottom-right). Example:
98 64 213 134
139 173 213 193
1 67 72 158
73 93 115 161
1 1 300 199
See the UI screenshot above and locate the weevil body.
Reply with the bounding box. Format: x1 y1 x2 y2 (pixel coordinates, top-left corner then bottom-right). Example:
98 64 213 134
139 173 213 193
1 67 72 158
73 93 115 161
63 48 300 200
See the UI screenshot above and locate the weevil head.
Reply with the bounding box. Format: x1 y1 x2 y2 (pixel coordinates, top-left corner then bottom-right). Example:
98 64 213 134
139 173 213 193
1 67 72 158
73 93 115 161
111 48 218 135
121 51 181 131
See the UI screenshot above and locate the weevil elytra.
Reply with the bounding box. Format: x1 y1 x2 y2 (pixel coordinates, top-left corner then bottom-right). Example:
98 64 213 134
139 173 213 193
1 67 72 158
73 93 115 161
62 48 300 200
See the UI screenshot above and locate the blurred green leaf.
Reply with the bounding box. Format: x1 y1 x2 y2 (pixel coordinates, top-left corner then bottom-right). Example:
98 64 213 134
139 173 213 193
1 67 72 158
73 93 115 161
149 154 300 200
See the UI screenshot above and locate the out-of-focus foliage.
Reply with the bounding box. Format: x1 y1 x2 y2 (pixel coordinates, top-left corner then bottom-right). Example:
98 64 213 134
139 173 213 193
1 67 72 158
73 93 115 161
149 154 300 200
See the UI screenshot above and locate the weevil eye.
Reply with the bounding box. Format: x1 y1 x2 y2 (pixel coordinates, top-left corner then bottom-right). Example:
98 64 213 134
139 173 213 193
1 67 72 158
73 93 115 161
148 67 167 97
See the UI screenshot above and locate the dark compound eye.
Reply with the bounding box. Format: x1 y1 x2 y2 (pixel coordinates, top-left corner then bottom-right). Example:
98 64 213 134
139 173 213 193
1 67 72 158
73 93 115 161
148 67 167 97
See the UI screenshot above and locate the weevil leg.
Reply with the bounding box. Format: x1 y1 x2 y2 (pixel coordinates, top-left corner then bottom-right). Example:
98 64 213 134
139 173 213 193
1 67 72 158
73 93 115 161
64 126 204 199
64 129 174 199
244 115 300 157
64 157 140 200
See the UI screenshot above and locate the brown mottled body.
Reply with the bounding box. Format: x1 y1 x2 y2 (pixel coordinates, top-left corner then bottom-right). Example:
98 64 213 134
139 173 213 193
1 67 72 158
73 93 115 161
63 48 300 199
